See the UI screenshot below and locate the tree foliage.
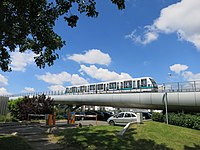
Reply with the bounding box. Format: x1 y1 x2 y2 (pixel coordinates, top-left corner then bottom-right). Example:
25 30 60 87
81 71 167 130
8 94 54 120
0 0 125 72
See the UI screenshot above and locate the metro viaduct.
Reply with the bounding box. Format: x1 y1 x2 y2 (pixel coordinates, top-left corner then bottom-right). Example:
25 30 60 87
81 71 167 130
49 91 200 112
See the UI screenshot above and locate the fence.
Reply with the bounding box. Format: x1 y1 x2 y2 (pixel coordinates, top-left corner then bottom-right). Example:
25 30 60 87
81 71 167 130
5 80 200 98
0 96 9 115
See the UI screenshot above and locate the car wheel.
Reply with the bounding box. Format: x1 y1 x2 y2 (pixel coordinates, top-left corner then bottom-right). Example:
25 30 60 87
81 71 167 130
109 120 115 126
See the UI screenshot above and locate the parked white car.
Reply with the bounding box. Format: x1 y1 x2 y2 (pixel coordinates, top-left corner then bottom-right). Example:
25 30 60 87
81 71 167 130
107 112 137 126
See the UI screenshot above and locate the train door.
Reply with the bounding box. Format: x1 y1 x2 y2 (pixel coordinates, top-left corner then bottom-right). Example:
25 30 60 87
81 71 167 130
120 82 123 89
117 82 119 90
103 84 106 91
137 80 140 89
132 81 136 89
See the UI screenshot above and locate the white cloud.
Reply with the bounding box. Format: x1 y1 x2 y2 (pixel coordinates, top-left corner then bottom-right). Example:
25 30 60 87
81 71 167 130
170 64 188 74
127 0 200 50
182 71 200 81
0 74 8 86
22 87 35 93
0 88 10 95
70 74 88 85
48 85 66 91
79 65 132 81
169 63 200 82
10 51 36 72
67 49 111 65
125 27 158 45
36 72 88 85
36 72 71 85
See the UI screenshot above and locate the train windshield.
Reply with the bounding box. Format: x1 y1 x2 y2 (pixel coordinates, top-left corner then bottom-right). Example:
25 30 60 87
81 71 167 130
149 78 158 88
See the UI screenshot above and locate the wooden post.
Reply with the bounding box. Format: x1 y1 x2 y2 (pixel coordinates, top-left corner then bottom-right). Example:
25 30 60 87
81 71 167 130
48 114 53 126
67 110 71 124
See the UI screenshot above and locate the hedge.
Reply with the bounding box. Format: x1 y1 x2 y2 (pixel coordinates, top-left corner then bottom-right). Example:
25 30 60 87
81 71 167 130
152 112 200 130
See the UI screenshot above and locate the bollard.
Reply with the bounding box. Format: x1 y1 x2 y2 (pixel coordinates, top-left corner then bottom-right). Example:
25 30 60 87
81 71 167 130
136 113 143 124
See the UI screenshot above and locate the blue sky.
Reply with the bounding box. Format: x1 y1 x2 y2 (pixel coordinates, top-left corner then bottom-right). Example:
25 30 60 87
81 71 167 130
1 0 200 95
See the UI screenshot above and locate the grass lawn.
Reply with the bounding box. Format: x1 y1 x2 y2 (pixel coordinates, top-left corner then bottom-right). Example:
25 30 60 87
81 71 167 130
52 121 200 150
0 134 32 150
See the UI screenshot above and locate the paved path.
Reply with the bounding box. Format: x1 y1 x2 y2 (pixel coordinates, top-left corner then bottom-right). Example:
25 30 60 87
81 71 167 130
0 120 108 150
0 123 63 150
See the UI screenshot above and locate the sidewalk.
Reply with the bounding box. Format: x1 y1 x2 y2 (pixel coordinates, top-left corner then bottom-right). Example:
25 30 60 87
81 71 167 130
0 120 108 150
0 123 63 150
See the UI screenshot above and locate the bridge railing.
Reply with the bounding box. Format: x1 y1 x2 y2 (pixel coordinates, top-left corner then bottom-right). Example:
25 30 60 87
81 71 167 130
4 80 200 98
158 80 200 92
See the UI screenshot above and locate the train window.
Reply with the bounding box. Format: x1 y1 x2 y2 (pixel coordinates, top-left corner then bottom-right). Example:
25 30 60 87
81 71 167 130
124 80 132 88
97 84 103 90
72 87 77 93
141 79 147 87
90 85 95 90
65 88 69 93
149 78 158 88
77 87 79 92
80 86 86 92
109 82 116 89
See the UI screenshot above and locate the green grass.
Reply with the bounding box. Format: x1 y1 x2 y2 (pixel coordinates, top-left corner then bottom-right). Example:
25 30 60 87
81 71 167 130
132 121 200 150
0 135 32 150
52 121 200 150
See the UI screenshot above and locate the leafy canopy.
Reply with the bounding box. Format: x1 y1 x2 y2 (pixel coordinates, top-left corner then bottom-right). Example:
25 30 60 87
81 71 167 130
0 0 125 72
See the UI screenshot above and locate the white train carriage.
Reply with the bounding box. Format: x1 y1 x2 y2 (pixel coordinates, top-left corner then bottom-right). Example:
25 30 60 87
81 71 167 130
65 77 158 94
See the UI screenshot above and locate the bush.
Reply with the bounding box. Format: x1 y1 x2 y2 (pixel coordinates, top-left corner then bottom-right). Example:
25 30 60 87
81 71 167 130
0 115 6 122
0 113 13 122
152 112 164 122
56 115 65 120
152 112 200 130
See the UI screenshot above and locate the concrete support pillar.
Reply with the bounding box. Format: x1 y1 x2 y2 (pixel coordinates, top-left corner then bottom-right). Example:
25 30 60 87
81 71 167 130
136 112 143 124
81 105 86 111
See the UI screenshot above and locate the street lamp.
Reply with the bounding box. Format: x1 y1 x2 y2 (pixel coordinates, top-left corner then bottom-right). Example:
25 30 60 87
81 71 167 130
168 73 173 91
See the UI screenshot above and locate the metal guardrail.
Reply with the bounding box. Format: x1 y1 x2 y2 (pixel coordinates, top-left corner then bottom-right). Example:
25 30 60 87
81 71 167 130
158 80 200 93
3 80 200 98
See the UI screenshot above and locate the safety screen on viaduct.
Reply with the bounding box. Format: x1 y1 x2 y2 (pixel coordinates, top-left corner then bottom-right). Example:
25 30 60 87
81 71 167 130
0 96 9 115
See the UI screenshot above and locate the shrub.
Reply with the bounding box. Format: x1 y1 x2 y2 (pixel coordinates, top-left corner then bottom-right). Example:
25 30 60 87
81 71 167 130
56 115 65 120
152 112 200 130
152 112 164 122
0 113 13 122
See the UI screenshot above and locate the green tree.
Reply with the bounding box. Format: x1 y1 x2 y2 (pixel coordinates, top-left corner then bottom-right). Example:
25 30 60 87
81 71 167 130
8 94 54 120
0 0 125 72
8 97 24 120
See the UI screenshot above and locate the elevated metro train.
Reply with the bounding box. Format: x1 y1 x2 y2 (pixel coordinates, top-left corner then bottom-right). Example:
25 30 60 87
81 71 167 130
65 77 158 94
